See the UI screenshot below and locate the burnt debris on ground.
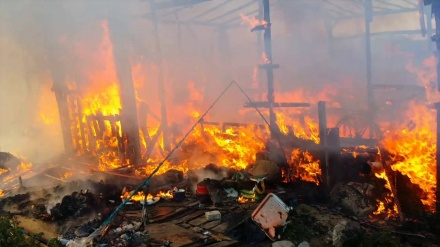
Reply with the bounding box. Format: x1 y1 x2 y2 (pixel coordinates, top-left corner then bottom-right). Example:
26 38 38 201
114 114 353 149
0 156 439 247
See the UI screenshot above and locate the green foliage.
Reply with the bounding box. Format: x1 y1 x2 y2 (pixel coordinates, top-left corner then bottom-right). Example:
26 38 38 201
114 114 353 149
0 216 42 247
47 238 64 247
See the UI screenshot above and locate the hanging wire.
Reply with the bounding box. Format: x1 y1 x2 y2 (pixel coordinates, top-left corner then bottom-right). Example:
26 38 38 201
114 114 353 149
83 80 290 244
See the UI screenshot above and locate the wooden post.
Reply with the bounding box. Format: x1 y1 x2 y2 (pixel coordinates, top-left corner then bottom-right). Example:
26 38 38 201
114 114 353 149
364 0 374 122
262 0 277 136
327 128 340 187
427 5 433 51
51 73 74 155
107 10 142 166
433 1 440 214
151 0 170 152
435 102 440 214
318 101 329 187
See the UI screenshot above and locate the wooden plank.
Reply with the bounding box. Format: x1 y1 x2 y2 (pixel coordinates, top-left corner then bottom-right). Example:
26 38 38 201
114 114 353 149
170 210 207 224
211 211 251 233
206 240 239 247
146 222 205 247
148 206 193 223
201 219 223 229
188 216 208 226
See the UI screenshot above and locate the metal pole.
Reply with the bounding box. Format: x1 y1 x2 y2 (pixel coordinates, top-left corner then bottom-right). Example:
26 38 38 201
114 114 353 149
364 0 374 118
151 0 170 151
262 0 277 136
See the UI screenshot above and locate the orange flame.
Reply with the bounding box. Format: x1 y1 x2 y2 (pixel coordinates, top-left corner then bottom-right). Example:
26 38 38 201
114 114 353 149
239 14 267 29
373 171 398 216
121 189 175 202
121 191 154 202
381 102 436 211
61 171 74 180
238 196 248 203
0 168 9 176
290 149 321 185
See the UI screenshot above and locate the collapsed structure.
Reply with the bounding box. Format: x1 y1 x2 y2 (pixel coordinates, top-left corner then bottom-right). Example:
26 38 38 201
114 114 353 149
0 0 440 246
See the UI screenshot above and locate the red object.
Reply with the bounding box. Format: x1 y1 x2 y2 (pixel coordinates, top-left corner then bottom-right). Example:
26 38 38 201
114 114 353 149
196 179 209 195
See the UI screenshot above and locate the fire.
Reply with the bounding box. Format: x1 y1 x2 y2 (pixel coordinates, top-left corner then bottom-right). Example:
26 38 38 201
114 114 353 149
36 15 333 187
61 171 74 180
156 190 173 200
239 14 268 29
0 168 8 176
381 102 436 211
81 84 121 116
121 191 154 202
261 52 271 64
18 161 33 172
238 196 248 203
373 171 398 216
0 190 4 198
120 189 175 202
290 149 321 185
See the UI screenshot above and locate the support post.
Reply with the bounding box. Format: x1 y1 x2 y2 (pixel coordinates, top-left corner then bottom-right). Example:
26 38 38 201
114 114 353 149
151 0 170 152
427 5 433 51
327 128 340 187
436 102 440 214
262 0 277 137
364 0 374 119
257 0 264 56
50 66 74 155
107 12 142 166
318 101 329 187
429 0 440 214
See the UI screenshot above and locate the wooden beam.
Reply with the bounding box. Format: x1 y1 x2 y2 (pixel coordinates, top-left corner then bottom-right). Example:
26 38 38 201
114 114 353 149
243 101 311 108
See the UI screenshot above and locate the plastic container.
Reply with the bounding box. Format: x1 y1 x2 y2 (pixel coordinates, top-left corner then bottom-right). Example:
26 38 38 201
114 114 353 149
251 193 290 241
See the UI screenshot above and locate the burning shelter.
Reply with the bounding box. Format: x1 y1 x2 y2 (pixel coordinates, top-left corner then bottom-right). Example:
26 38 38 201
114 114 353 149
0 0 439 246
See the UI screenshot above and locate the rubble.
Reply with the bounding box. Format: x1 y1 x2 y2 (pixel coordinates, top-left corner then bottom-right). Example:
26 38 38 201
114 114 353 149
0 159 439 247
330 182 376 217
332 220 363 247
272 240 295 247
297 241 310 247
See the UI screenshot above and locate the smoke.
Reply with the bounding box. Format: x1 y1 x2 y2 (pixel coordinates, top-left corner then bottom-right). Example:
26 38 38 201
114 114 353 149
0 0 429 164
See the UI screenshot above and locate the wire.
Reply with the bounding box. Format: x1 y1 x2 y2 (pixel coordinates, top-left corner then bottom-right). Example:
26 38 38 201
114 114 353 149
84 81 290 244
231 81 289 166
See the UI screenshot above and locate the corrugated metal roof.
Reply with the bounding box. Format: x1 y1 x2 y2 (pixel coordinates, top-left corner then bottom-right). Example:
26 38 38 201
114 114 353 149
144 0 420 28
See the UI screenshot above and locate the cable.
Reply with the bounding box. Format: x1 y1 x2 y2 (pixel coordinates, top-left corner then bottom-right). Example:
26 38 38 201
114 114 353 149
83 81 236 244
84 81 289 244
231 81 290 167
